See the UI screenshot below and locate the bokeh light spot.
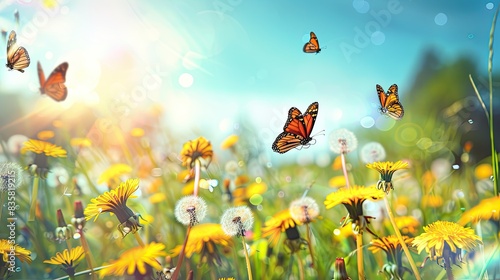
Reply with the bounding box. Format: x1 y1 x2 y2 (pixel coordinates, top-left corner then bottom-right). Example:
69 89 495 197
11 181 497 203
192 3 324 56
371 31 385 45
179 73 194 88
360 116 375 128
435 13 448 26
249 194 263 205
416 137 433 150
486 2 494 10
353 0 370 13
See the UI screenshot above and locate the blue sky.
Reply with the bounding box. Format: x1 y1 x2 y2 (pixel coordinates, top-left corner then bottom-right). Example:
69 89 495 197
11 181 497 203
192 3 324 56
0 0 498 162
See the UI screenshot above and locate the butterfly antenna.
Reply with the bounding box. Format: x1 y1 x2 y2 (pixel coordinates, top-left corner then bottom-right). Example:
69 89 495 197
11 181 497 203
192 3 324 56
312 129 326 138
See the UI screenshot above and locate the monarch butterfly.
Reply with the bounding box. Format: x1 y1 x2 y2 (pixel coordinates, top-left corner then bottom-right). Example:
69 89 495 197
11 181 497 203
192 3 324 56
6 30 30 73
37 61 69 102
376 84 404 120
272 102 319 154
303 32 321 53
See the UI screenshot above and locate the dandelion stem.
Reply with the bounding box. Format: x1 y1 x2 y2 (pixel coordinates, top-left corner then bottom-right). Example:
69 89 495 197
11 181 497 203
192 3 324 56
340 153 351 189
356 233 365 280
134 231 145 247
193 159 201 197
295 253 305 280
28 175 39 222
53 265 113 280
172 225 192 280
65 239 72 251
384 196 421 280
443 251 455 280
488 5 500 196
241 236 253 280
305 223 316 269
79 230 97 280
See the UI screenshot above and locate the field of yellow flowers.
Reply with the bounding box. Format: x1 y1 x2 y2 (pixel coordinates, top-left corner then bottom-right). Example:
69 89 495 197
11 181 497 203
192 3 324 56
1 6 500 280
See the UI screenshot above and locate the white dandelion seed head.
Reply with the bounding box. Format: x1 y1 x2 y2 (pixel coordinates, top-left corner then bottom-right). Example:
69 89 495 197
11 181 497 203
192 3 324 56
329 128 358 154
220 206 254 236
0 162 24 191
225 161 239 175
289 196 320 223
360 142 386 164
174 195 207 226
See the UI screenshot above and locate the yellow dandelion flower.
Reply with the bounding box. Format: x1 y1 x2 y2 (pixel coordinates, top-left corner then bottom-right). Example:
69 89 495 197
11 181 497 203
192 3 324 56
458 196 500 225
369 235 414 255
99 242 166 278
180 137 213 169
37 130 55 140
44 246 84 277
170 223 233 265
234 175 250 187
182 180 195 195
332 223 355 243
130 127 145 138
412 221 482 267
149 193 167 204
262 209 301 247
366 161 409 193
369 235 415 279
84 178 142 237
97 163 132 186
0 239 31 264
474 163 492 180
325 186 385 235
233 181 267 205
21 139 67 157
70 137 92 148
325 185 385 209
422 194 443 208
332 156 343 170
386 216 420 236
422 170 435 192
221 134 239 150
52 120 63 128
328 175 346 188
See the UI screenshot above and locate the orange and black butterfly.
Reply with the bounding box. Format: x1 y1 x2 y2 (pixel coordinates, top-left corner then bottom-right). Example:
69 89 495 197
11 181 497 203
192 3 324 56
37 61 69 102
272 102 319 154
303 32 321 53
376 84 404 120
6 30 30 72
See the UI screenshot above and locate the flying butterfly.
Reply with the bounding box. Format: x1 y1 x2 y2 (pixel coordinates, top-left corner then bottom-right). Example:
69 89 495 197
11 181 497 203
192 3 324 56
6 30 30 72
38 61 69 102
303 32 321 53
272 102 320 154
376 84 404 120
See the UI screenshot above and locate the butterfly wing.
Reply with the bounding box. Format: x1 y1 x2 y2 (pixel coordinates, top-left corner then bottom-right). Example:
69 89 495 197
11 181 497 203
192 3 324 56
272 132 304 154
37 61 46 86
272 102 319 153
6 30 16 59
39 62 69 101
301 101 319 137
303 32 321 53
384 84 404 120
376 84 404 120
282 107 302 131
6 31 30 73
